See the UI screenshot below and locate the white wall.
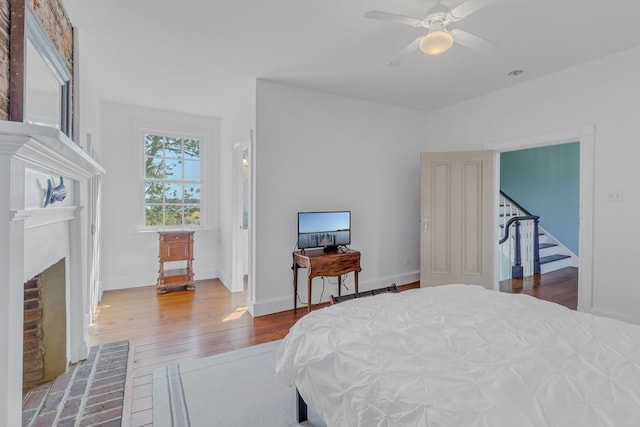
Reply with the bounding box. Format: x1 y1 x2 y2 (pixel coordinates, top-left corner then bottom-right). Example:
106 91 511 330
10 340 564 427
100 102 220 290
418 46 640 323
252 80 429 315
253 45 640 322
217 78 256 288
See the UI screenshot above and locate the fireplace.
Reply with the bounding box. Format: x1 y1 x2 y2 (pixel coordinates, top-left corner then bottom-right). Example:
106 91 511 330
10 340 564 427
0 122 104 426
23 258 66 389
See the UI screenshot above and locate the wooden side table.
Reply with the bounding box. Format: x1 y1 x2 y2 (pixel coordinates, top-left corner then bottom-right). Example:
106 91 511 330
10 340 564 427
292 249 361 311
157 231 195 294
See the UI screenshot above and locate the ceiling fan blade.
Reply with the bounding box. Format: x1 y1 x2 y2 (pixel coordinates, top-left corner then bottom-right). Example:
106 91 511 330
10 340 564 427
450 29 497 54
449 0 496 20
388 36 423 67
364 10 423 27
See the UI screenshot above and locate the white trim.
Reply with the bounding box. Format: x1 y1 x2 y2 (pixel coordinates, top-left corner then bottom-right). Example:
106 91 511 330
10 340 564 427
485 125 595 312
577 126 595 312
0 121 104 178
11 206 80 229
250 271 420 317
484 125 590 152
247 130 257 315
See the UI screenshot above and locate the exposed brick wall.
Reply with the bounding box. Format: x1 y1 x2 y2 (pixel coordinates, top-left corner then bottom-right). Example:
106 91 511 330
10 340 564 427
0 1 9 120
0 0 73 121
29 0 73 73
23 276 45 388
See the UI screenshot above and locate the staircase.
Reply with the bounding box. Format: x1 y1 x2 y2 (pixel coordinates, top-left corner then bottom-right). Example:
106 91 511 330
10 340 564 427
537 229 575 274
499 192 577 280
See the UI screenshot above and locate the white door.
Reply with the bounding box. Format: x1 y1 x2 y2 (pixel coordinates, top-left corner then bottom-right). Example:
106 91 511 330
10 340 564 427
86 137 103 313
231 142 251 293
420 151 495 289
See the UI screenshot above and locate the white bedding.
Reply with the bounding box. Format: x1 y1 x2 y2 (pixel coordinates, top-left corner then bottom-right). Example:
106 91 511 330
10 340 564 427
275 284 640 427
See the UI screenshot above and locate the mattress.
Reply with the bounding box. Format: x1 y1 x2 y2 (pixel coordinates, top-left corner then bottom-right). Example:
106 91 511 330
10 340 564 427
275 284 640 427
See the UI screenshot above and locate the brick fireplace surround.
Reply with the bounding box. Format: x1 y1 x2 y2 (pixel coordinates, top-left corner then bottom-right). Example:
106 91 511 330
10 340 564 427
0 122 104 426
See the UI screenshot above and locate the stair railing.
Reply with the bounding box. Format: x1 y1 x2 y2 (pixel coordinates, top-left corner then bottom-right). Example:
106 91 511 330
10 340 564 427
499 192 541 279
499 215 541 279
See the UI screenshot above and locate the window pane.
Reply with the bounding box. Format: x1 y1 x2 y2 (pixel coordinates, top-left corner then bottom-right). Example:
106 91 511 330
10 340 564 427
183 138 200 160
183 184 200 203
184 205 201 225
145 205 163 226
183 159 200 181
144 182 164 203
164 137 182 158
165 205 183 225
165 183 182 203
165 159 183 180
145 134 165 157
145 158 164 179
143 132 203 228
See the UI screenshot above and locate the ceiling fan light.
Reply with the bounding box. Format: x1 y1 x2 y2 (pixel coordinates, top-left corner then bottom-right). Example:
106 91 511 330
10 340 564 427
419 31 454 56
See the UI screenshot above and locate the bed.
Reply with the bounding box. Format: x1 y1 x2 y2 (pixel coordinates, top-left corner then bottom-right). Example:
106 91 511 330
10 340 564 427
275 284 640 426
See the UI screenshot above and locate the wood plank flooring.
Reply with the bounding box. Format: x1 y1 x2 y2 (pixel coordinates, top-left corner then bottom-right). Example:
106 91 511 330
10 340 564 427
91 270 576 426
499 267 578 310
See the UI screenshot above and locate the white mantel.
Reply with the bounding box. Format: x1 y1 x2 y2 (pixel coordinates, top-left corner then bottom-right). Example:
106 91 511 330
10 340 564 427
0 121 104 427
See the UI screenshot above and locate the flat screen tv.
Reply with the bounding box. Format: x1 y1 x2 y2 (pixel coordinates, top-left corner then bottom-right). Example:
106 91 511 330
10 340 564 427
297 211 351 251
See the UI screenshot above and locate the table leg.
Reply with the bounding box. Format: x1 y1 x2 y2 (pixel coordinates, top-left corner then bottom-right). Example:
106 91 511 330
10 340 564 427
355 271 359 293
338 275 342 296
293 264 298 310
307 277 312 312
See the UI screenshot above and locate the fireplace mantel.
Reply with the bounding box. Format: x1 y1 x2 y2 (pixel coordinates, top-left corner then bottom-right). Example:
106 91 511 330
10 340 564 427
0 121 104 179
0 121 105 427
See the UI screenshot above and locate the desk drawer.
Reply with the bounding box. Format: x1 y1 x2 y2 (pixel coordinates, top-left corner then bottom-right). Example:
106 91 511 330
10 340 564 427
309 254 361 277
159 232 192 243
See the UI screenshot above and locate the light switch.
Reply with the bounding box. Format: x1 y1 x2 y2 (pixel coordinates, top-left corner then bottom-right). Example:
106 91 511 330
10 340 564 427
606 190 623 202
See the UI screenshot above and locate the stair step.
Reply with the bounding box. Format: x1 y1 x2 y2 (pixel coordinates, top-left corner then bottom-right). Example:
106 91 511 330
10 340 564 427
539 243 557 249
540 254 571 264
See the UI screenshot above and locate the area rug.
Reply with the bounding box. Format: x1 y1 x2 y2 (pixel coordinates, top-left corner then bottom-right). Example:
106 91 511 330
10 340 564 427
153 340 325 427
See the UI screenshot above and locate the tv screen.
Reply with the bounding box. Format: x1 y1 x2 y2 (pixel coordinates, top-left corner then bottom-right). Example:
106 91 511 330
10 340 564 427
297 211 351 250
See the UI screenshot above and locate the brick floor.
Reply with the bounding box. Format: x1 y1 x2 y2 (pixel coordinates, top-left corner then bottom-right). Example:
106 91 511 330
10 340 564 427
22 341 130 427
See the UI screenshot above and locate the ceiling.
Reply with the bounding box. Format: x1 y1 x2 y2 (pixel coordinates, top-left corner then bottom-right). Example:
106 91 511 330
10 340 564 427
62 0 640 115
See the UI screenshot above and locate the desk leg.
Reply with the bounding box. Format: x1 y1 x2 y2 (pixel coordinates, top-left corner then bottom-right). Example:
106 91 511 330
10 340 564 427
293 265 298 311
307 277 312 312
355 271 359 294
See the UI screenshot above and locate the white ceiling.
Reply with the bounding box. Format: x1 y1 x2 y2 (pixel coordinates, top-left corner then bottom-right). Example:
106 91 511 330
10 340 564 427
62 0 640 114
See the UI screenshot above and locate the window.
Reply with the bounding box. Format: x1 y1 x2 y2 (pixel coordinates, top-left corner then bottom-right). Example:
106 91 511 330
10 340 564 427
144 134 201 227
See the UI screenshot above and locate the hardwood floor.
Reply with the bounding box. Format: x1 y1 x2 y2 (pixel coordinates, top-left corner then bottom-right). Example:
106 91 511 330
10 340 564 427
92 271 576 426
92 279 320 426
499 267 578 310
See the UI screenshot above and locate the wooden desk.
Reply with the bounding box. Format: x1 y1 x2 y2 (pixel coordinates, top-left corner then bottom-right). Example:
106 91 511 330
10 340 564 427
292 249 361 311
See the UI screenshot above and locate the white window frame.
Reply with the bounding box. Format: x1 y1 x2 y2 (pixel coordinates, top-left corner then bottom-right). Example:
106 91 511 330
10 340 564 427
135 120 218 231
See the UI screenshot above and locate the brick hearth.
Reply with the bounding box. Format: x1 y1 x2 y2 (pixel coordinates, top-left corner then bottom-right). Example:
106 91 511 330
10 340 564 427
22 341 130 427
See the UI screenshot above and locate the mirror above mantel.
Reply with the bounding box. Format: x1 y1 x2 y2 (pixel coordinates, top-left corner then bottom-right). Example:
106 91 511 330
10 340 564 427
9 1 72 139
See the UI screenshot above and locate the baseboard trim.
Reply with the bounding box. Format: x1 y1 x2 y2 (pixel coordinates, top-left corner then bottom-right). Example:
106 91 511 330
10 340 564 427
585 306 640 325
102 268 220 291
251 271 420 317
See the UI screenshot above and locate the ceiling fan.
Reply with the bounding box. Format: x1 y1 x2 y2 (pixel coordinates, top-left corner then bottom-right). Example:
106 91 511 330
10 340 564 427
365 0 498 66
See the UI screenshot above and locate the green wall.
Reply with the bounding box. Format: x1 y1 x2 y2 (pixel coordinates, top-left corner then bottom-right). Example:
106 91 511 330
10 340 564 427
500 142 579 255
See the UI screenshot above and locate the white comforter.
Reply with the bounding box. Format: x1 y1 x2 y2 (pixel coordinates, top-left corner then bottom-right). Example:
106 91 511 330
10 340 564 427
276 284 640 427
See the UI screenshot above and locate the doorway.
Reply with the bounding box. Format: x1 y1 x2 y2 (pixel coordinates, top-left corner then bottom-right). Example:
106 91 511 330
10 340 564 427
487 125 595 312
